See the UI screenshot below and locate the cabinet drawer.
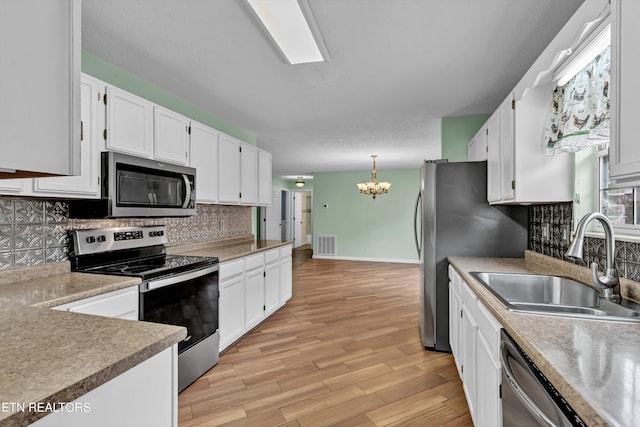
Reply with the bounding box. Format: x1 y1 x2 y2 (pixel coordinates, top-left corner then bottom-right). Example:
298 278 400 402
265 249 280 264
461 281 477 320
245 253 264 271
280 245 292 258
220 258 244 278
477 302 502 358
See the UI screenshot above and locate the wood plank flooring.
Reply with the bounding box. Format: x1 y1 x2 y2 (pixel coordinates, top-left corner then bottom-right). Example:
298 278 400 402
178 256 473 427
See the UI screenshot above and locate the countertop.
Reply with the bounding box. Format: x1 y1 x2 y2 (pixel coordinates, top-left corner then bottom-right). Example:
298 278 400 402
167 234 292 261
448 251 640 427
0 261 186 427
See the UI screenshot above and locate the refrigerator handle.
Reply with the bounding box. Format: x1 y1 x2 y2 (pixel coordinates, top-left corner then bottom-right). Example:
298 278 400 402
413 190 422 256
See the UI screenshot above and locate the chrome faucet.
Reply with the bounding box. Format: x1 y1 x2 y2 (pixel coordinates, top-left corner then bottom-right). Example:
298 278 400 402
565 212 621 302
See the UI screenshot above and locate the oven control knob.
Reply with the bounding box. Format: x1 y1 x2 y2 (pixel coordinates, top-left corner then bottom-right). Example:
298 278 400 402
97 235 106 242
86 236 96 244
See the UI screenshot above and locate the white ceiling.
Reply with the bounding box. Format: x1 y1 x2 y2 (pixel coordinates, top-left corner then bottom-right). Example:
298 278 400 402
82 0 583 177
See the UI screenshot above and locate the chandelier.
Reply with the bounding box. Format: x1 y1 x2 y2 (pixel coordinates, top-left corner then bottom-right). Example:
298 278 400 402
295 177 305 187
356 155 391 200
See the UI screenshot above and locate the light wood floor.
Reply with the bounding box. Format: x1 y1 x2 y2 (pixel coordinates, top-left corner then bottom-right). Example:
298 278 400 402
178 257 473 427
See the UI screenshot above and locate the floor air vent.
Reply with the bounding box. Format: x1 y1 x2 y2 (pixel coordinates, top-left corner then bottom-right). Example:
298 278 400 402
316 235 337 256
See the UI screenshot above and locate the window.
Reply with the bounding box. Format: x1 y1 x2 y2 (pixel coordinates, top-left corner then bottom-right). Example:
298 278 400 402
597 146 640 228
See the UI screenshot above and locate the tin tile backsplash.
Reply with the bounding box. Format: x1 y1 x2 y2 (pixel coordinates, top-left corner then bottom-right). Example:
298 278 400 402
0 198 251 270
529 203 640 282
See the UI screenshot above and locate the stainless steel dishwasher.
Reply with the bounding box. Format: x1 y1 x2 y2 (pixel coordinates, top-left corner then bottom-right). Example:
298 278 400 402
500 330 587 427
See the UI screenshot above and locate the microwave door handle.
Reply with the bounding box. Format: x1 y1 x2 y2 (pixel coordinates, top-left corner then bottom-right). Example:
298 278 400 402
182 174 192 208
148 192 155 205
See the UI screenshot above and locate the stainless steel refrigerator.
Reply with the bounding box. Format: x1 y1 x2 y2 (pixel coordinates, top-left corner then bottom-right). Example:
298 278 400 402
414 160 528 352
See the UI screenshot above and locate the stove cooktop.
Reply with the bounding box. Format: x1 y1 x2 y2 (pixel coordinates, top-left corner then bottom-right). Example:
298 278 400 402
81 254 218 281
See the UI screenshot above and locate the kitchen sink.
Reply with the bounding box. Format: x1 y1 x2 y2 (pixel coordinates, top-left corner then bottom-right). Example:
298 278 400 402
470 272 640 322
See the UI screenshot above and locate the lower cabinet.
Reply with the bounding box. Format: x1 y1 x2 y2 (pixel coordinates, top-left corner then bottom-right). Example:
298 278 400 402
32 345 178 427
219 244 293 351
449 266 502 427
52 286 138 320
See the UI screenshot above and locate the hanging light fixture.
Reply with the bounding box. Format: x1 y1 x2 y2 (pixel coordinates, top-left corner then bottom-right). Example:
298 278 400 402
295 176 305 187
356 155 391 200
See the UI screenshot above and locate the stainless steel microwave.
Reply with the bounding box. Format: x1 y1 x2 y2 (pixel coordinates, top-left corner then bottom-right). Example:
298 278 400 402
69 152 196 218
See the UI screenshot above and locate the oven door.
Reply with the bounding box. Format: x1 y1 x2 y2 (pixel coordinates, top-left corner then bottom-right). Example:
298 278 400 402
140 264 219 354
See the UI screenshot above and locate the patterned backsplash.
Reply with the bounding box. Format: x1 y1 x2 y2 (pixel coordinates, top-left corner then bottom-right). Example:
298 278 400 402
0 198 252 270
529 203 640 282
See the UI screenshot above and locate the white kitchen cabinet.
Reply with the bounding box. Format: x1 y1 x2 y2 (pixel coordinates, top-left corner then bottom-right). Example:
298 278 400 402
460 279 478 423
33 74 104 198
245 253 266 330
610 0 640 186
487 88 572 204
0 180 26 194
467 125 488 162
32 345 177 427
219 259 246 351
52 286 139 320
264 249 280 317
104 85 153 158
258 150 273 206
279 245 293 304
240 143 258 205
189 121 219 203
154 106 190 165
449 266 503 427
475 302 502 427
448 266 463 376
218 134 242 204
0 0 80 179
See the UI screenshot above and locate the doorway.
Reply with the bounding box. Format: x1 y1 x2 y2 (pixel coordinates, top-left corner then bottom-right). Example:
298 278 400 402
261 188 290 241
291 190 312 249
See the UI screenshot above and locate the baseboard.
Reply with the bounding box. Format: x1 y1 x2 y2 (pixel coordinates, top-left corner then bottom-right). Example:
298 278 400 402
312 255 420 264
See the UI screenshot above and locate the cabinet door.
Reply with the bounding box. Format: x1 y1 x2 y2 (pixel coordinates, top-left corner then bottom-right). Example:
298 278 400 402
610 0 640 185
486 111 501 203
245 266 265 330
34 75 103 197
258 149 273 206
476 334 501 427
499 95 515 200
218 134 241 203
154 106 190 165
476 126 488 161
0 0 80 178
279 246 293 305
264 260 280 317
448 273 462 376
467 138 478 161
219 274 246 351
240 143 258 205
105 86 153 158
0 179 27 195
190 122 219 203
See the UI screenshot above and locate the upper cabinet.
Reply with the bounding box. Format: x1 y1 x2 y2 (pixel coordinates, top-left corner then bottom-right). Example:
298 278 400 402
154 106 190 165
240 143 258 205
258 150 273 206
104 86 153 158
218 134 242 204
0 0 80 179
33 75 104 198
610 0 640 186
190 121 220 203
467 124 487 162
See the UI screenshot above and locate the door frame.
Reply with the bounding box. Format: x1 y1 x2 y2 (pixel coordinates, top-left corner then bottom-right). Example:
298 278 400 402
289 190 313 248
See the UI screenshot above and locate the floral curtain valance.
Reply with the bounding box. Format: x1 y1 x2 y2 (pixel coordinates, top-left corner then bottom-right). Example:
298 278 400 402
544 45 610 155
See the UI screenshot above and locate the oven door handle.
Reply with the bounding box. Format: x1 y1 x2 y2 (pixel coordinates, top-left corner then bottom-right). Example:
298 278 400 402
500 341 556 427
141 264 219 292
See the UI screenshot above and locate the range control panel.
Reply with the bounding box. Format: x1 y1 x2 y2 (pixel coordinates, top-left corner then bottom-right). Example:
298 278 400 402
70 226 168 256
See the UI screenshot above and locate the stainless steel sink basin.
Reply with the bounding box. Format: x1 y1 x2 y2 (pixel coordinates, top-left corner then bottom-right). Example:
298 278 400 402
470 272 640 322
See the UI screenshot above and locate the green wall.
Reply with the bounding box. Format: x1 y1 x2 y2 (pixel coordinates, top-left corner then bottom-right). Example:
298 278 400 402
82 51 256 145
441 114 490 161
313 168 419 262
272 177 314 191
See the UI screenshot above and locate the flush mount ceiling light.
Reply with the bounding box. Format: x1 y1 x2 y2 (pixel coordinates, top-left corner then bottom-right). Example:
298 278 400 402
295 176 305 187
356 155 391 200
245 0 327 65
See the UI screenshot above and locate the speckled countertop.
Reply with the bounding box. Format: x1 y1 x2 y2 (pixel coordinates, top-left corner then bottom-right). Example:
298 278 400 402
449 251 640 427
167 234 292 261
0 261 186 427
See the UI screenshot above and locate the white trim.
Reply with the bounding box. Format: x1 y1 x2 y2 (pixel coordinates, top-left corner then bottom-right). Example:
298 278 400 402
312 255 419 264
